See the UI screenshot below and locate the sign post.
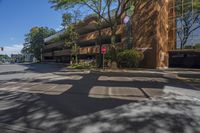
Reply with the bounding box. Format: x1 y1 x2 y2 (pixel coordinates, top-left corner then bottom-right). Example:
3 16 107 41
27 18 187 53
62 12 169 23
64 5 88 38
101 47 106 70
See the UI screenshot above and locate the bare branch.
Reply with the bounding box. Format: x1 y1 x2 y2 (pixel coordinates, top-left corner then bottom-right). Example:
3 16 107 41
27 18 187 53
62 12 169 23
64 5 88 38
83 1 110 24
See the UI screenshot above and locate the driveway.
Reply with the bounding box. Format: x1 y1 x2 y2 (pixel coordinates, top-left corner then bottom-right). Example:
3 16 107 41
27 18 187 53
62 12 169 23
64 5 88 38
0 63 199 133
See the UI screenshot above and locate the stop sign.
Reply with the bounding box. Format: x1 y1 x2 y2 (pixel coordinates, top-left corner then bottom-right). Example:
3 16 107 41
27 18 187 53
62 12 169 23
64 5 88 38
101 47 106 54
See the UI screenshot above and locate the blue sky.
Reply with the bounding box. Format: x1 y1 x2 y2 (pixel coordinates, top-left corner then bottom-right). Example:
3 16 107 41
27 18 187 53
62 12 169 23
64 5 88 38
0 0 63 55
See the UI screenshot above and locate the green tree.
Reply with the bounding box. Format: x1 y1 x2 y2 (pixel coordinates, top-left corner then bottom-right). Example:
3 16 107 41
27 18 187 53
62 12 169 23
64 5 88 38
61 13 73 27
21 42 31 54
49 0 136 67
23 27 56 61
61 10 81 27
61 25 79 64
60 11 81 64
0 54 10 60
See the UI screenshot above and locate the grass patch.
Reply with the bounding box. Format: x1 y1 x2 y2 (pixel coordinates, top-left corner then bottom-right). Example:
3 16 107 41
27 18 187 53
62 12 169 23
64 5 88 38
67 63 95 69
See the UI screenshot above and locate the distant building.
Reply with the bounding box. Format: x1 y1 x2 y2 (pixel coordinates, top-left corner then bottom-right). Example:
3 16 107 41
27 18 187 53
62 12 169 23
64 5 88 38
23 53 34 62
11 54 23 63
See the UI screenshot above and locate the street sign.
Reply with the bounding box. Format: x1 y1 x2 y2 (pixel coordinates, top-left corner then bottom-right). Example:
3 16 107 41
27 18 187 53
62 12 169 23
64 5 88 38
101 47 106 54
101 47 107 71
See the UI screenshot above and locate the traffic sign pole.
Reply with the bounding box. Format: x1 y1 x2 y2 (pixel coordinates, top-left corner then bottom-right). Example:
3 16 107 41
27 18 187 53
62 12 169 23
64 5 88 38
103 53 105 71
101 47 107 71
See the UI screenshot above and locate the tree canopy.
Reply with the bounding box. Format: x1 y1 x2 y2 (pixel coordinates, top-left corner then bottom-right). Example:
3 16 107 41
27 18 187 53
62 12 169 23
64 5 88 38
61 10 81 27
0 54 10 60
49 0 134 44
22 27 56 61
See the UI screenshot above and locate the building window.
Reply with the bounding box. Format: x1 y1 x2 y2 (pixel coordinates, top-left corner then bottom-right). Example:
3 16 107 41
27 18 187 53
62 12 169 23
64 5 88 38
169 0 200 49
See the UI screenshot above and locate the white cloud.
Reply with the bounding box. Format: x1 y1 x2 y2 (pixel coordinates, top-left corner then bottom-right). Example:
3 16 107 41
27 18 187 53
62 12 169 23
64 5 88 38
0 44 23 56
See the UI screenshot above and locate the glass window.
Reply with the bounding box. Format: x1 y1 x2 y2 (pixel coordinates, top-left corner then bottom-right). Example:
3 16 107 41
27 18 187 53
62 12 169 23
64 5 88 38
169 0 200 49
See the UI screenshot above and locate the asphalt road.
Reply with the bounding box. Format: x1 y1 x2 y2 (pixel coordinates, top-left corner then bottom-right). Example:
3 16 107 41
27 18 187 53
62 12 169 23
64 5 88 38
0 63 200 133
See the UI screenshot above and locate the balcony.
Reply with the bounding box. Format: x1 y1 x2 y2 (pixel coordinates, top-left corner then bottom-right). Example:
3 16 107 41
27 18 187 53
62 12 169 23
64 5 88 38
43 52 53 57
79 46 99 55
79 44 113 55
43 42 121 57
78 24 124 42
43 24 124 51
54 49 71 56
44 41 64 50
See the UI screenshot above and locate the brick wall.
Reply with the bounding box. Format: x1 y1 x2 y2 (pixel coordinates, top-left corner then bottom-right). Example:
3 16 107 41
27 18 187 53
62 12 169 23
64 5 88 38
132 0 174 68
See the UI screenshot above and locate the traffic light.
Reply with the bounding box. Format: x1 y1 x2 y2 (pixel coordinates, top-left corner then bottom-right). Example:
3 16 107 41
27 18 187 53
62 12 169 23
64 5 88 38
0 47 3 51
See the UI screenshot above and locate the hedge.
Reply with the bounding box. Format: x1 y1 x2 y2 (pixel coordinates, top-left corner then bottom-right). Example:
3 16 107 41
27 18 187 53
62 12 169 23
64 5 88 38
117 49 143 68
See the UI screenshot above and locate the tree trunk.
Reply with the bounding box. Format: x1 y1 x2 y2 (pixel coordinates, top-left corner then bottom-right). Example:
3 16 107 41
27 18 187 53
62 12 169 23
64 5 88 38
111 23 117 46
110 23 118 69
98 28 103 67
97 14 103 68
75 44 78 64
75 54 78 64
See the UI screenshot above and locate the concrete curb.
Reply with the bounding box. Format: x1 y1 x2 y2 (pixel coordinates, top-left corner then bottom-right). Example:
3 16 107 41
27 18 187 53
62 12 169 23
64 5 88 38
90 69 166 74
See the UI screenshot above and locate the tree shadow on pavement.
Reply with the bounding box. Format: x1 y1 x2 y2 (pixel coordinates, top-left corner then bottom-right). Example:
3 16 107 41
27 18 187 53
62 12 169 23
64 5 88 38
0 72 132 132
22 63 66 73
0 91 199 133
0 70 200 133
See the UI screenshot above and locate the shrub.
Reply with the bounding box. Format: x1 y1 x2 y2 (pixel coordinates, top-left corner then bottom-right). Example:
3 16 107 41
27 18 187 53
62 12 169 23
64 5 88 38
117 49 143 68
68 61 95 69
184 45 194 49
195 43 200 49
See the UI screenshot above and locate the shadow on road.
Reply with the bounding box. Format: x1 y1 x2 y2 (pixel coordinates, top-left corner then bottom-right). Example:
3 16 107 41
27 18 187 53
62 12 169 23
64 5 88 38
0 72 132 132
0 90 199 133
22 63 66 73
0 64 200 132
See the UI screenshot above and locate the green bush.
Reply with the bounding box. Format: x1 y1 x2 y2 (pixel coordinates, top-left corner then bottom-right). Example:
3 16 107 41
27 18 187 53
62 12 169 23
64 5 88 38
195 43 200 49
184 45 194 49
68 62 94 69
117 49 143 68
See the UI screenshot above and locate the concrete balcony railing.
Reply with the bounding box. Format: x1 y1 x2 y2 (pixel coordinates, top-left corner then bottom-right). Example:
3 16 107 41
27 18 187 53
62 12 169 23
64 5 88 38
79 44 112 55
43 24 124 51
44 45 108 57
44 41 64 50
43 43 120 57
79 46 99 55
43 52 53 57
54 49 71 56
78 24 124 42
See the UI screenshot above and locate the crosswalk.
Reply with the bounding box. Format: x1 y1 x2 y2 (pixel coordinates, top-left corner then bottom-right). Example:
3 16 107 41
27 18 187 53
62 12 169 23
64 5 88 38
0 74 76 95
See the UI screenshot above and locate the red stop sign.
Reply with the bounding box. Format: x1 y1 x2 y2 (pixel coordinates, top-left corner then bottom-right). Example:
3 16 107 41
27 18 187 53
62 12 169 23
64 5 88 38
101 47 106 54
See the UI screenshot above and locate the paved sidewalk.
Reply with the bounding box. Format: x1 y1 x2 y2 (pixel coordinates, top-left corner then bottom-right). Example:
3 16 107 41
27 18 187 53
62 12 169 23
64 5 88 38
165 68 200 90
